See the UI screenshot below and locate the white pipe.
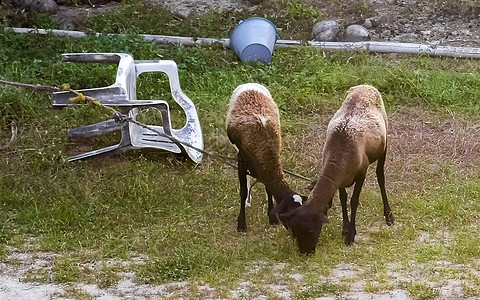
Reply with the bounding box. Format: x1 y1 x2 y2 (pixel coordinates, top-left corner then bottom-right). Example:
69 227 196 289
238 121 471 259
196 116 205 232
6 27 480 58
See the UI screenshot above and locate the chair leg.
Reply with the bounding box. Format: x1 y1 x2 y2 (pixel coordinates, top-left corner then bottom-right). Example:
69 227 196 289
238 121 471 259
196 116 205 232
68 144 125 162
68 119 122 139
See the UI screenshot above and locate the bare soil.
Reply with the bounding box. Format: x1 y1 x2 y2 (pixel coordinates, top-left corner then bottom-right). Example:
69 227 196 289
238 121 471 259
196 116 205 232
51 0 480 47
147 0 479 47
294 107 480 193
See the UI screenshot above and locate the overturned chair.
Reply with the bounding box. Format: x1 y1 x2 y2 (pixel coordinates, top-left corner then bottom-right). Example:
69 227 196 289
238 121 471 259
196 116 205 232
52 53 203 163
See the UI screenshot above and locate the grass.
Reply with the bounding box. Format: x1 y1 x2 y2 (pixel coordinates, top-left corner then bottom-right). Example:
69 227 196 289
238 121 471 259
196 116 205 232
52 257 81 283
1 1 480 299
440 0 479 12
295 282 347 299
407 282 439 300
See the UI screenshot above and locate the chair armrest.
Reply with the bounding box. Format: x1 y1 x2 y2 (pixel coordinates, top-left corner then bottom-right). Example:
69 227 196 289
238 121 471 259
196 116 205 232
52 86 128 107
61 53 127 63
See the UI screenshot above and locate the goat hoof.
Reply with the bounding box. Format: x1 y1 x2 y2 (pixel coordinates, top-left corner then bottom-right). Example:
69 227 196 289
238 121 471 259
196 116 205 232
344 229 356 245
345 235 355 245
385 212 394 226
237 225 247 232
269 216 280 225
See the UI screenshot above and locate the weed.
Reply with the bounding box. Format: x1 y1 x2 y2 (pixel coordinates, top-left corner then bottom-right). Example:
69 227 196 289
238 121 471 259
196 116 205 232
286 1 319 20
23 268 52 283
0 5 58 29
96 263 122 288
451 231 480 263
61 286 92 300
439 0 479 12
0 245 9 258
296 282 347 299
137 257 192 283
407 282 439 300
363 270 395 293
462 274 480 297
52 257 80 283
414 244 446 263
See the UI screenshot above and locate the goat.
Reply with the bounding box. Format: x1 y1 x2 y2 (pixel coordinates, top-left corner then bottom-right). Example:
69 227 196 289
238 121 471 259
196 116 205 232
226 83 306 232
279 85 394 253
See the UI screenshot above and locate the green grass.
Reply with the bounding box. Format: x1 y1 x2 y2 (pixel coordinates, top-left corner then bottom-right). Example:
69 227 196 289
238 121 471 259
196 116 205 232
295 282 348 299
52 257 81 283
407 282 439 300
1 1 480 298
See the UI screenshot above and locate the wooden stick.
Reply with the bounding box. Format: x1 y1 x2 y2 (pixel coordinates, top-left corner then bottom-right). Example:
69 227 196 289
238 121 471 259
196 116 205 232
0 79 60 92
0 122 17 150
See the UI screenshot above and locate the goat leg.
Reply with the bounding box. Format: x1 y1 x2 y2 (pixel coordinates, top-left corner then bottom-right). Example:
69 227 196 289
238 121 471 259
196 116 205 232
339 188 349 236
267 191 279 225
376 150 394 226
345 176 365 245
237 157 248 232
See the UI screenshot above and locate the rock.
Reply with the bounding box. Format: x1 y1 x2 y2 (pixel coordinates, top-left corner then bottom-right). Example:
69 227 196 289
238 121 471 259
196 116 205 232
351 18 378 29
30 0 58 14
55 0 67 4
11 0 33 8
90 0 113 4
342 24 370 42
312 20 341 42
421 30 432 36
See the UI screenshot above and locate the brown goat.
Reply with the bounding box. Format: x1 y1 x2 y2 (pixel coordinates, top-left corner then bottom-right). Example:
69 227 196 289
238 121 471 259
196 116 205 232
226 83 306 232
279 85 394 253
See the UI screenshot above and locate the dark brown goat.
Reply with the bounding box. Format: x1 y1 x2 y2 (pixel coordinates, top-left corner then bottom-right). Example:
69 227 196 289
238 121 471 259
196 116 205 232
279 85 394 253
226 83 306 232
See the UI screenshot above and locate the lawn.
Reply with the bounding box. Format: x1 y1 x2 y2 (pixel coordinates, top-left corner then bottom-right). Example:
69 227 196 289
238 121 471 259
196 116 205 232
1 1 480 299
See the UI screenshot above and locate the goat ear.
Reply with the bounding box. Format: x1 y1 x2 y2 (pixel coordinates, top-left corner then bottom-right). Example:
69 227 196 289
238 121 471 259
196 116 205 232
306 180 317 192
319 213 329 224
279 209 296 229
269 204 281 223
269 205 279 217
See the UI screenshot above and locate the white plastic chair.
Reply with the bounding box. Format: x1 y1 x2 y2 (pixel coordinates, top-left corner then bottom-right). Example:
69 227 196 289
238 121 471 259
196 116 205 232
52 53 203 163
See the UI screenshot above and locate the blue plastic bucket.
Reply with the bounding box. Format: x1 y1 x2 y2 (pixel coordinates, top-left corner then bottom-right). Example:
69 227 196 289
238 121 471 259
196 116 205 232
230 17 277 65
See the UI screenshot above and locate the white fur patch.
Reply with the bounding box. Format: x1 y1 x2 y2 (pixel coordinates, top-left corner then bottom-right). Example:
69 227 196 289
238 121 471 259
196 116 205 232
246 175 252 207
257 114 270 126
229 83 272 107
293 194 303 205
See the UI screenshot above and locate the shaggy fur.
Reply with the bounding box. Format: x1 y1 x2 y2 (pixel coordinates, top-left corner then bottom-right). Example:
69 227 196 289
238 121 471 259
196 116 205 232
280 85 394 253
227 83 305 232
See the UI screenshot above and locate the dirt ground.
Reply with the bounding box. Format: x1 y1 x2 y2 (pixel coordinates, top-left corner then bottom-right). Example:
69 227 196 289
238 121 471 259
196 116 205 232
152 0 480 47
50 0 480 47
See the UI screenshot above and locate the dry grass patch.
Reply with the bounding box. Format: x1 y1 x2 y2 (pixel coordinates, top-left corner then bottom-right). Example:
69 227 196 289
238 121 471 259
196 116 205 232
285 107 480 194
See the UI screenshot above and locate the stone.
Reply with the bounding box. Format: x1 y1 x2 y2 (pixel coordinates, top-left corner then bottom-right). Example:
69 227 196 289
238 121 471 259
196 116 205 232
90 0 113 4
30 0 58 14
342 24 370 42
351 18 378 29
312 20 341 42
11 0 33 8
